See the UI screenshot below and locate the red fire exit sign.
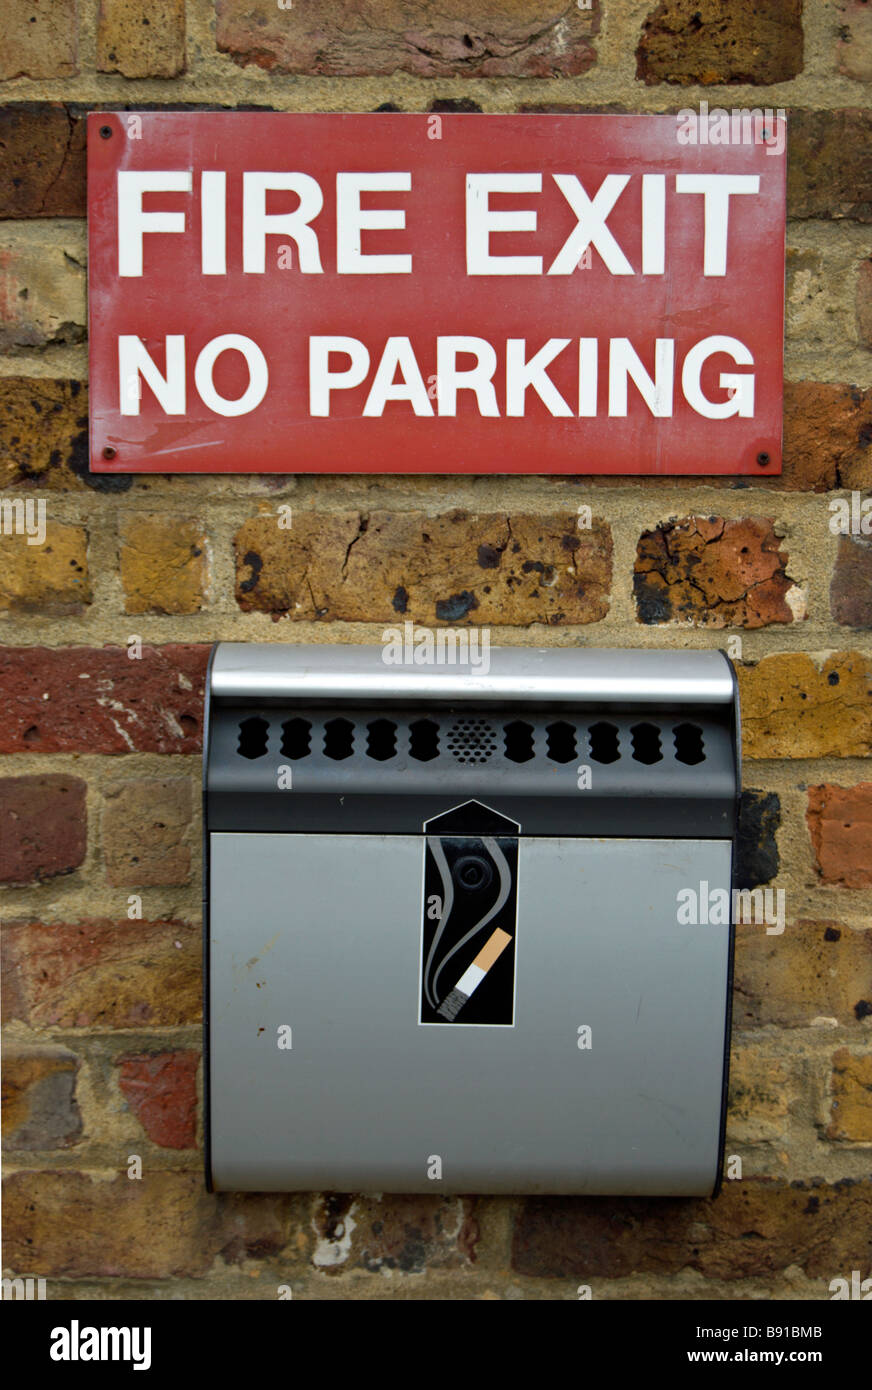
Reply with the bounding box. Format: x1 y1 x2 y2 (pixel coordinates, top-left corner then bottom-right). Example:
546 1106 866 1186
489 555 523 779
87 112 786 475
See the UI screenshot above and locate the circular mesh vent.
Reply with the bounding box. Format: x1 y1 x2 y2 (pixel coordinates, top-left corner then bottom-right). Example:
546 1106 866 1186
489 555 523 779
446 717 497 764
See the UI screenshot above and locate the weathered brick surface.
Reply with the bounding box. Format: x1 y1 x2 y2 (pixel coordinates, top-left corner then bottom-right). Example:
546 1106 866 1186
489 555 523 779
511 1182 872 1279
0 645 208 754
634 517 797 628
831 535 872 627
1 921 201 1028
0 105 86 219
101 777 192 887
2 1045 82 1151
312 1194 478 1272
735 790 780 889
97 0 186 78
2 1171 293 1278
788 110 872 223
216 0 599 78
837 0 872 82
738 653 872 759
858 259 872 350
828 1050 872 1141
636 0 803 86
0 0 78 80
726 1050 790 1145
807 783 872 889
236 510 612 625
782 382 872 493
0 233 86 350
119 515 208 615
733 921 872 1029
0 0 870 1308
0 774 86 885
0 523 90 613
117 1051 198 1149
0 378 91 489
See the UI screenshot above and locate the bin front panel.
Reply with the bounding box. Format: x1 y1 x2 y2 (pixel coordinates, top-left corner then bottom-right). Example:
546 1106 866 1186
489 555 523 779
208 831 732 1194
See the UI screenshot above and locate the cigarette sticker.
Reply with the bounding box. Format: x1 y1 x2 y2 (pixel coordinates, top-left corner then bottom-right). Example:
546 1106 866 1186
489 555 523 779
420 802 519 1026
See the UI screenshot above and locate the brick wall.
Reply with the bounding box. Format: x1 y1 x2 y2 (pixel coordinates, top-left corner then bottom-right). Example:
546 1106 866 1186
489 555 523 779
1 0 870 1300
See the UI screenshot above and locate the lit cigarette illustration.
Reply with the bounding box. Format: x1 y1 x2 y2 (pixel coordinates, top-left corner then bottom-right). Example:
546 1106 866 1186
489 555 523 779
437 927 512 1021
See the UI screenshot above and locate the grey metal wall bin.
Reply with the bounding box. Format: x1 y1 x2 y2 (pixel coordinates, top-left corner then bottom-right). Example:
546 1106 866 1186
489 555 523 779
204 643 740 1195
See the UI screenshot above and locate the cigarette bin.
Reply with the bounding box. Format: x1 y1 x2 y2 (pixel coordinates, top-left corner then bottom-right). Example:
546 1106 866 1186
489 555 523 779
204 642 740 1194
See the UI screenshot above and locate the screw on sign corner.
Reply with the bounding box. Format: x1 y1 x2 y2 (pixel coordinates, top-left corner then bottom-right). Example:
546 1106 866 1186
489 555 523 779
756 452 771 467
99 125 113 139
102 446 117 460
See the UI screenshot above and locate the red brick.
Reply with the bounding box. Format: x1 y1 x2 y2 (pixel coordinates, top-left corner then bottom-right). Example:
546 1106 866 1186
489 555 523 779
118 1052 198 1149
831 535 872 627
2 1171 294 1278
216 0 599 78
2 1045 82 1151
634 516 797 628
734 921 872 1029
0 645 208 754
1 920 201 1028
0 105 86 219
637 0 802 86
782 382 872 492
512 1182 872 1279
807 784 872 889
788 110 872 223
0 774 86 885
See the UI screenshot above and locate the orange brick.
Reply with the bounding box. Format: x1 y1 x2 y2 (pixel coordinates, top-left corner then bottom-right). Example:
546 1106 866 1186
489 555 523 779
828 1049 872 1141
738 653 872 759
97 0 186 77
119 516 208 615
733 921 872 1028
0 522 90 613
807 784 872 888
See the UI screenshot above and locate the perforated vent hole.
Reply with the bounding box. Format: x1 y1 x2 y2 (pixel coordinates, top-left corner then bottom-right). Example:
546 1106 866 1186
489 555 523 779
366 718 397 761
546 721 577 764
588 721 620 764
504 720 535 763
280 717 311 759
409 718 439 761
237 716 269 760
323 717 354 760
674 722 706 765
630 722 662 765
446 718 497 764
